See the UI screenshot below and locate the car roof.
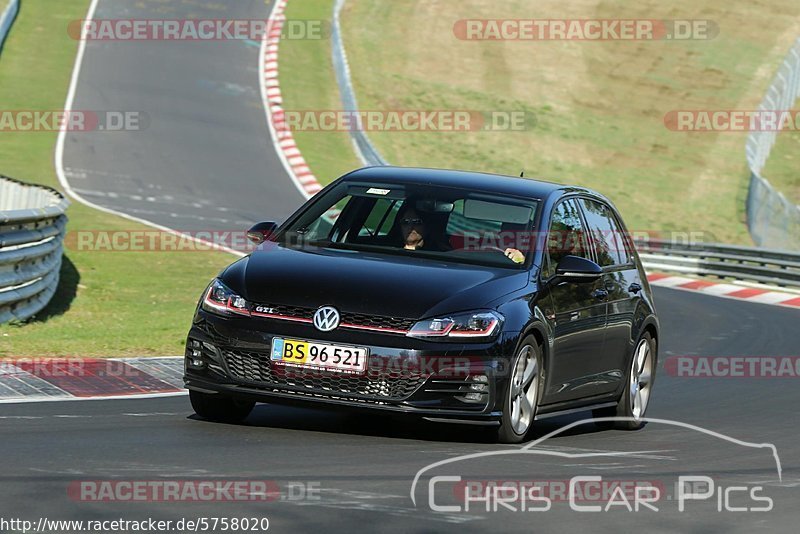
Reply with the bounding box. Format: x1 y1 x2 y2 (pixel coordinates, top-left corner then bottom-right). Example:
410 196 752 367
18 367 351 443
340 166 597 202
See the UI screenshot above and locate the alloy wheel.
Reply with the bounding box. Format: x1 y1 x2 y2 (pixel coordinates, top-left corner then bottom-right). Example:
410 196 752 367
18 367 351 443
629 338 653 421
509 344 539 435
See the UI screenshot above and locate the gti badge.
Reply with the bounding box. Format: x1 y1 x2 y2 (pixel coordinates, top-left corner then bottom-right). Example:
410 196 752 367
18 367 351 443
313 306 340 332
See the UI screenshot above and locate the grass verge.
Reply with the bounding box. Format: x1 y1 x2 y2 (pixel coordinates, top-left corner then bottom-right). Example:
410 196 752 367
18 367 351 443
299 0 800 245
280 0 362 182
0 0 232 357
761 128 800 204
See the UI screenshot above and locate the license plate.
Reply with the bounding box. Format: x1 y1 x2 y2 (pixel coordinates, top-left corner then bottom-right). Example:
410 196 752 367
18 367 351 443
270 338 369 374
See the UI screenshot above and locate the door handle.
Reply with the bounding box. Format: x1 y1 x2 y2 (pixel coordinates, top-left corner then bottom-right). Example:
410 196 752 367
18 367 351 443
628 282 643 294
592 288 609 300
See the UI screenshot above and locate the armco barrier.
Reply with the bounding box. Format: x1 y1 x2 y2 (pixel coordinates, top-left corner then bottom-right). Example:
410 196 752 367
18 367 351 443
0 0 19 52
0 176 69 323
636 238 800 288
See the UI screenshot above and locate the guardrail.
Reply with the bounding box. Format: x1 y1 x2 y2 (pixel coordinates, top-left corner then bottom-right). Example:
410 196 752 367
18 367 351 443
0 0 19 52
0 176 69 323
636 239 800 288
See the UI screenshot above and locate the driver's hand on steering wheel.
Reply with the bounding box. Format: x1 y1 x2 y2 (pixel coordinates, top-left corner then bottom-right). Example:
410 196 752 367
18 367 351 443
504 248 525 264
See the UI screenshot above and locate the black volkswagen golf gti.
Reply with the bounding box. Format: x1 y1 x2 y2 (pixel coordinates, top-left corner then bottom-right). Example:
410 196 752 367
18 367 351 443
184 167 659 442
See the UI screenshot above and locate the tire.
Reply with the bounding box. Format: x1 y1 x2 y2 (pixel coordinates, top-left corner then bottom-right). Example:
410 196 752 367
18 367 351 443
495 336 543 444
190 390 255 424
594 332 656 430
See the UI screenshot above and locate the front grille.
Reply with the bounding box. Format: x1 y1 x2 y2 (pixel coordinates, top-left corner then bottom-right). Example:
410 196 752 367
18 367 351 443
340 312 414 332
222 349 427 402
262 304 313 319
252 303 414 334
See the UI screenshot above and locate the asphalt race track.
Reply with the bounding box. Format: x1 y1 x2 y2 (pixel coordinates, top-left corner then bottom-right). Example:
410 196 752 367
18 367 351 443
61 0 305 231
1 287 798 532
18 0 799 531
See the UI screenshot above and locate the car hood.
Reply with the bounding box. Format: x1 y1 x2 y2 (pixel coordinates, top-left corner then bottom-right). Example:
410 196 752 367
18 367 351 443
221 245 529 319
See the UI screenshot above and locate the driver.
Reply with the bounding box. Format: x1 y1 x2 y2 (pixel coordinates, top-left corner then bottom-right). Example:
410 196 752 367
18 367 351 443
395 198 450 252
397 199 526 263
499 221 527 264
398 206 432 251
504 247 526 264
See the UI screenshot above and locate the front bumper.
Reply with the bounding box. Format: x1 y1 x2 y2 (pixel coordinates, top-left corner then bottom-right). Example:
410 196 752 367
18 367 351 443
183 310 520 424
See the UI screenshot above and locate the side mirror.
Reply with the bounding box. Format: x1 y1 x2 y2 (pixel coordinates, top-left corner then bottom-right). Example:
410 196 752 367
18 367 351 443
247 221 278 245
554 255 602 283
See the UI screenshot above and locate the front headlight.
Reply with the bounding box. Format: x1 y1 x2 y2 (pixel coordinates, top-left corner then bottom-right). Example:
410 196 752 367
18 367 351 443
406 310 503 341
201 279 250 316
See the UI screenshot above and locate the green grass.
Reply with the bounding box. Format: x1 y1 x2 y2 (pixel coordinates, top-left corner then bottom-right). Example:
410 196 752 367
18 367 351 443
761 128 800 203
4 0 797 355
0 0 232 357
302 0 800 245
279 0 362 183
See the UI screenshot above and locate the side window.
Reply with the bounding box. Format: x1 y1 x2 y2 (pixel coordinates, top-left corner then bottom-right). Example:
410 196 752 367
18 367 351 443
543 199 590 278
359 198 399 237
302 196 350 242
578 199 630 267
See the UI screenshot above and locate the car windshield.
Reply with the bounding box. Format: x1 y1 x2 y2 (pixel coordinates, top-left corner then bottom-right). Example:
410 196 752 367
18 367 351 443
276 181 540 269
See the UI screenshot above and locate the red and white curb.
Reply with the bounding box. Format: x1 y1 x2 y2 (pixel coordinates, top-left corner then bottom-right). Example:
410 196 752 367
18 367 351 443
3 273 798 403
260 0 322 199
647 273 800 309
0 357 184 403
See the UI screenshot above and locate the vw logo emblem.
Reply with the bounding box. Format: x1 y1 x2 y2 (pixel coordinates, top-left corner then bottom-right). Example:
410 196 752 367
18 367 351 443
313 306 340 332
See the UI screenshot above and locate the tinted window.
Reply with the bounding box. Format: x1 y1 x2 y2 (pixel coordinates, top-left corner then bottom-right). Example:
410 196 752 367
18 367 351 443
543 198 590 278
359 198 400 237
446 199 502 235
299 196 348 242
279 182 539 269
578 198 630 267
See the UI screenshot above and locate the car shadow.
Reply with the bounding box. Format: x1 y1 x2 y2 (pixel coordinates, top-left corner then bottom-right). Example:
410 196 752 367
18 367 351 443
187 403 612 445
